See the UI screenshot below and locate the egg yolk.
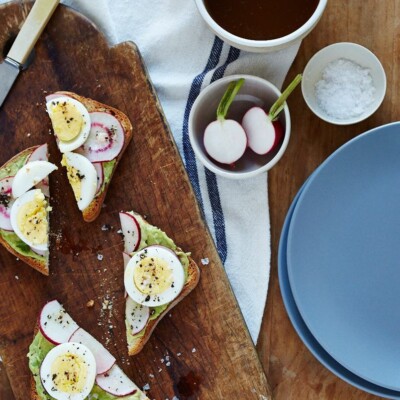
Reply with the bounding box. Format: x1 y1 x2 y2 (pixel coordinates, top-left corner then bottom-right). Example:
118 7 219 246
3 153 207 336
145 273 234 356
61 156 82 203
134 256 173 295
50 353 88 394
17 191 48 245
49 101 84 142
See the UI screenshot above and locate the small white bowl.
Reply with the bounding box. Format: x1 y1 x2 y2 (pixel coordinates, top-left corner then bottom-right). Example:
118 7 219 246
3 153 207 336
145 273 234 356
302 42 387 125
189 75 291 179
194 0 327 53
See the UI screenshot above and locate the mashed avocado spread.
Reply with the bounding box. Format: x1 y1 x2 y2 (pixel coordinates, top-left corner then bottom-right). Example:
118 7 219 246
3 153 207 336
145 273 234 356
28 332 141 400
0 150 46 263
126 213 190 347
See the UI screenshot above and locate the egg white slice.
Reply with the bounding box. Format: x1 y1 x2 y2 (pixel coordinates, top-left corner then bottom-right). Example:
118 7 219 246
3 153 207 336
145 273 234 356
124 245 185 307
12 161 57 198
40 342 96 400
10 189 49 252
46 96 91 153
63 152 97 211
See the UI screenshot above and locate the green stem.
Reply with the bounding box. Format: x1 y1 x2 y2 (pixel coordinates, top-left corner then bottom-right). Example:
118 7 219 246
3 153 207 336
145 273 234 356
269 74 302 121
217 78 245 121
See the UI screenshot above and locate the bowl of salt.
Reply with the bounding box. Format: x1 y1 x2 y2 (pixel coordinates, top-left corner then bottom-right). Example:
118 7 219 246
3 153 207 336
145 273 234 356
301 42 386 125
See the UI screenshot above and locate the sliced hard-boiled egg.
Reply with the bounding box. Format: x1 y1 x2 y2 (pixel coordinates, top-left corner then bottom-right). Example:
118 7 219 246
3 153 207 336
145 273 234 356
124 245 185 307
46 97 91 153
12 161 57 198
61 152 97 211
10 189 50 252
40 342 96 400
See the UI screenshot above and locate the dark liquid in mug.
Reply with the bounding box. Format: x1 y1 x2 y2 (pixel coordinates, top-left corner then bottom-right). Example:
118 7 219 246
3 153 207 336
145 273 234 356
204 0 319 40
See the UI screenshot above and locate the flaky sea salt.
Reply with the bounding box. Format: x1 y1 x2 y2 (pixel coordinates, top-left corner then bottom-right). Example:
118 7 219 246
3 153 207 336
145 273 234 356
315 58 376 120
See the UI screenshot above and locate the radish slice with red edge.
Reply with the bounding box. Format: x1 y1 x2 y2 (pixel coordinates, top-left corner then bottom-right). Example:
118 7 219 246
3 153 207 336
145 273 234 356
45 93 71 103
96 365 139 397
39 300 79 345
123 252 131 298
203 79 247 165
77 112 125 162
126 296 150 335
35 177 50 197
28 144 48 162
93 162 104 194
242 74 301 155
0 177 14 231
69 328 116 374
29 145 51 196
119 212 141 253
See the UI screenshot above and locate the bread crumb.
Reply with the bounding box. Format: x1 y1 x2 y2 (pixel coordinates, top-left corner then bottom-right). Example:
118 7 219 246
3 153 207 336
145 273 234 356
15 275 19 280
86 300 94 308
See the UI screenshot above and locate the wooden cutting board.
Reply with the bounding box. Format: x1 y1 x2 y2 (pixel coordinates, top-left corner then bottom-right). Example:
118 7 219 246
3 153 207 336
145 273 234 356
0 2 272 399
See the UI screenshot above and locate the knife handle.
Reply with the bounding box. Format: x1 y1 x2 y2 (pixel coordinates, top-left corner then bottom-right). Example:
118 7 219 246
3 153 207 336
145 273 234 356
7 0 60 66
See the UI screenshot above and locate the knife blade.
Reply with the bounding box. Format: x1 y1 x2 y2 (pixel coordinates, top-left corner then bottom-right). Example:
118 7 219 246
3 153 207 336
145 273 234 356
0 0 59 107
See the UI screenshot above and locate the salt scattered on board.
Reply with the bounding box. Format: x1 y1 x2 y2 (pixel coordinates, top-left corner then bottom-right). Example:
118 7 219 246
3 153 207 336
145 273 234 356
315 58 376 120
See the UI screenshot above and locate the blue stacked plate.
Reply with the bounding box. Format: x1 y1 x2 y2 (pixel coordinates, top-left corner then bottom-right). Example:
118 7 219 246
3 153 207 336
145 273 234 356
279 122 400 398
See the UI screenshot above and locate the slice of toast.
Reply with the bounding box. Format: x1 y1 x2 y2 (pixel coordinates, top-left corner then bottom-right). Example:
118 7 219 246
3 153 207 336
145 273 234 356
29 304 150 400
127 258 200 356
121 211 201 356
47 91 133 222
0 145 52 275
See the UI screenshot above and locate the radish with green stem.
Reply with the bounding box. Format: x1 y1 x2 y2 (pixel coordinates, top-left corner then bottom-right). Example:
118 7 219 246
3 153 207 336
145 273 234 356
203 78 247 164
242 74 302 155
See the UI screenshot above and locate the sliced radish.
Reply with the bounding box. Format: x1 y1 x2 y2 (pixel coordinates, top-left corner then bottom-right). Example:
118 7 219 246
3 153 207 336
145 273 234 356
31 247 47 257
123 252 131 298
93 162 104 194
45 93 71 103
28 144 48 162
119 212 141 253
122 252 131 270
96 365 138 397
39 300 79 345
0 176 14 231
126 297 150 335
35 177 50 197
69 328 116 374
77 112 125 162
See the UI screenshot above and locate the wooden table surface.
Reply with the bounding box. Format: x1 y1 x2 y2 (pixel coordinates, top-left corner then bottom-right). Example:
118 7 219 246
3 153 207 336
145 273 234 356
0 0 395 399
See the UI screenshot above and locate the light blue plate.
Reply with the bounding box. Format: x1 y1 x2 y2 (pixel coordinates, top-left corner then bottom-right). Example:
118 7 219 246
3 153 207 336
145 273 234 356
279 178 400 399
287 122 400 391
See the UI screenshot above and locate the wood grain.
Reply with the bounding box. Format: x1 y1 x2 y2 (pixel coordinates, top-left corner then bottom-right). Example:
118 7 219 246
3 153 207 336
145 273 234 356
0 2 271 399
258 1 397 399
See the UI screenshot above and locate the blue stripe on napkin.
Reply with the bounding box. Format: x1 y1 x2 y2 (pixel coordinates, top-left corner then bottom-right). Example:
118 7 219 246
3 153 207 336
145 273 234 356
182 36 224 207
182 38 241 264
204 46 241 263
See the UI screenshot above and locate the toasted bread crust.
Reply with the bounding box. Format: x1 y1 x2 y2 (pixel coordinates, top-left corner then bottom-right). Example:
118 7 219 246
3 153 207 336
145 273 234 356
51 91 133 222
0 237 48 275
127 257 200 356
0 146 49 275
30 325 151 400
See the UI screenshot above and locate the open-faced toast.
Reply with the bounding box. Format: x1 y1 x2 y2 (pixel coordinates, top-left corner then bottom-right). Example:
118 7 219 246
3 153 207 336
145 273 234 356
28 300 150 400
0 144 57 275
46 91 133 222
120 211 201 356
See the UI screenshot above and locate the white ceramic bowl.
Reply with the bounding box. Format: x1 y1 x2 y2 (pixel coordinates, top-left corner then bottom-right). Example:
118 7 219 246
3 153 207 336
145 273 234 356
189 75 291 179
302 42 387 125
194 0 327 53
